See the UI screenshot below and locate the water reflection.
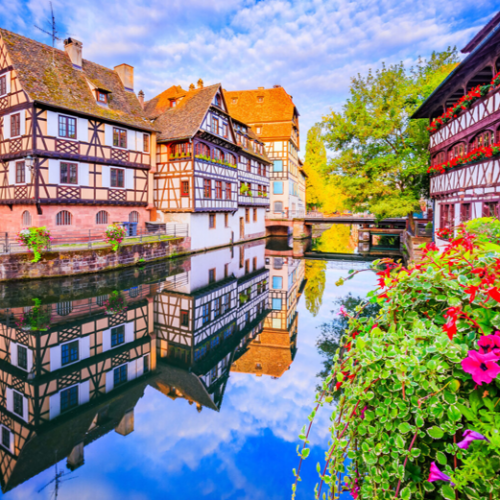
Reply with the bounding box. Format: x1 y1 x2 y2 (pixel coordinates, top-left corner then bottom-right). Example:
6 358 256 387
0 240 306 495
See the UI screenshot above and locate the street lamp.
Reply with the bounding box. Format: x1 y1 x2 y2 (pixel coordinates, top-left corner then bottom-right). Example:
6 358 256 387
25 155 35 175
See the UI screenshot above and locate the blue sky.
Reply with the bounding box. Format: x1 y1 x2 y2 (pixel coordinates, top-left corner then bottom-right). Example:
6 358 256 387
0 1 498 151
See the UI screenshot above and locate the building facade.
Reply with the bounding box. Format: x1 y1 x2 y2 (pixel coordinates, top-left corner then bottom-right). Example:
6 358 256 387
224 86 301 218
412 13 500 245
0 30 157 236
145 83 271 251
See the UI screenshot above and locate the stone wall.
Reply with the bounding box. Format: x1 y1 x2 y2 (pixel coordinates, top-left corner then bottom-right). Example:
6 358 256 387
0 237 191 282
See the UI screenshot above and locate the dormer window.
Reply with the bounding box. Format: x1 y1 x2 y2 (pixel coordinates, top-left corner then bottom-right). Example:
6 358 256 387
232 98 238 104
97 91 108 103
215 94 221 107
257 96 264 103
256 127 262 134
170 100 177 108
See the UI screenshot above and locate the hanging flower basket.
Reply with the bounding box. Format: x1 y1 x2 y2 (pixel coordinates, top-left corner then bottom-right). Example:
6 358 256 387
17 227 51 263
15 298 51 331
105 224 127 252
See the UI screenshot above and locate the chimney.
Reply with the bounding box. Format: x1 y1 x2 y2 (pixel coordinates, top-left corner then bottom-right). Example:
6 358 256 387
189 83 195 91
64 38 83 69
273 84 281 88
138 90 144 108
258 86 264 90
197 78 204 89
114 64 134 92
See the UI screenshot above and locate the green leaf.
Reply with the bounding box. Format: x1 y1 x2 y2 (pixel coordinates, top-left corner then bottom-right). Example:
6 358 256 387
400 485 411 500
427 426 444 439
436 451 447 465
398 422 412 434
301 448 310 459
447 405 462 422
441 483 455 500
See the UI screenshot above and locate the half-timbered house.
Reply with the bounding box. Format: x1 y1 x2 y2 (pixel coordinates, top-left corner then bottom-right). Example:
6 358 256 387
412 12 500 245
145 82 271 251
224 86 302 217
0 29 157 235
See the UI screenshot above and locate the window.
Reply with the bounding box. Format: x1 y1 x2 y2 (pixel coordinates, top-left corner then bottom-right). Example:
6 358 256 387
253 209 257 222
0 76 6 96
209 213 216 229
449 142 465 160
22 210 31 227
253 257 257 271
226 153 236 166
257 96 264 103
143 134 150 153
97 91 107 103
57 301 73 316
273 182 283 195
212 117 219 135
96 210 109 224
213 148 224 162
232 98 237 104
470 130 492 150
58 115 77 139
432 151 446 166
15 161 25 183
209 268 216 283
224 263 229 278
222 293 230 313
10 114 20 137
13 392 23 418
18 345 27 370
247 160 251 173
181 180 189 197
256 127 262 134
223 123 228 138
245 209 250 223
62 340 79 365
129 211 139 223
483 201 499 218
215 181 222 199
172 142 191 157
213 297 221 318
1 428 10 449
245 259 249 273
61 386 78 413
204 179 211 198
273 276 283 289
144 355 150 373
60 162 78 184
129 287 139 298
195 142 210 157
56 210 72 226
180 310 189 327
224 213 229 227
113 128 127 148
202 303 210 325
272 298 282 310
226 182 231 200
96 295 108 306
460 203 472 222
111 325 125 347
113 365 127 387
273 257 283 269
214 94 221 107
111 168 125 188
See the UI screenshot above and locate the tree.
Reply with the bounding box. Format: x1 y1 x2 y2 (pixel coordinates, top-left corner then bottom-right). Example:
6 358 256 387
303 125 346 213
322 49 458 225
304 260 327 316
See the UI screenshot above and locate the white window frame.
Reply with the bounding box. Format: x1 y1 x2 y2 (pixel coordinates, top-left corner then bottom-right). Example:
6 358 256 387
0 72 10 97
0 425 13 453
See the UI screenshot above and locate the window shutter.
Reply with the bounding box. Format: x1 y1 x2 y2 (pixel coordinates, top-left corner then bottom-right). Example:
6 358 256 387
8 162 15 185
48 160 60 185
125 168 134 190
80 336 90 360
127 360 137 381
125 322 134 343
20 111 26 136
136 356 145 377
27 349 33 373
4 113 10 138
49 393 60 420
79 163 89 186
77 117 88 142
104 124 113 147
102 328 111 352
105 371 114 393
25 164 31 184
50 345 62 371
6 389 12 413
102 166 110 188
78 380 90 405
22 397 28 422
10 342 17 367
47 111 58 137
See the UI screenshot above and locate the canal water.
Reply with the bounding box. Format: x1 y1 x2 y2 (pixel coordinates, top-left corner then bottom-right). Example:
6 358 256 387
0 231 378 500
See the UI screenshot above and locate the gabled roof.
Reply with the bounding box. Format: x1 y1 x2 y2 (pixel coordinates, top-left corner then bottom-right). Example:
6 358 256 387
145 83 221 142
0 28 155 131
462 11 500 53
224 86 298 124
231 117 271 164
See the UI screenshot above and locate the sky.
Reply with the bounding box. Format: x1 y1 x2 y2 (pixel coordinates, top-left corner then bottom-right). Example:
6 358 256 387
0 1 499 152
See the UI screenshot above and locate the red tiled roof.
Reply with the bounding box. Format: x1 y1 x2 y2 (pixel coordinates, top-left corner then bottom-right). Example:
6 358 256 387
0 28 155 131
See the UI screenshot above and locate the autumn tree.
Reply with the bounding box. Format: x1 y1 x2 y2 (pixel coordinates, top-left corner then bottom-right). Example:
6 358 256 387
322 49 458 224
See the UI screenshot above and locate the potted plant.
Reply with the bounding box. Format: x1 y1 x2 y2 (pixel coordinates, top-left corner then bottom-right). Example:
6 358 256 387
15 298 51 331
17 227 51 263
105 223 127 251
103 290 127 315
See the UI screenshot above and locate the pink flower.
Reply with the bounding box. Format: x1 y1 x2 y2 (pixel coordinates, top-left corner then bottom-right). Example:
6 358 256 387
428 462 454 485
338 306 349 317
461 350 500 385
457 430 488 449
478 333 500 355
359 406 367 420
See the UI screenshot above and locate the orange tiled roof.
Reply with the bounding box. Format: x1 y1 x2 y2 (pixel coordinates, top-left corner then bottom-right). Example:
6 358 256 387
0 28 156 131
224 86 298 124
145 83 221 142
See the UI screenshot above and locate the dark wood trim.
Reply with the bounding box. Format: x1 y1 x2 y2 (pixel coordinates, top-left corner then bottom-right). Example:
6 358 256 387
0 65 14 76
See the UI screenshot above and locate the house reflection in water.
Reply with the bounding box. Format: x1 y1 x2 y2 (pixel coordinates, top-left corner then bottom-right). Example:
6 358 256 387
0 239 303 493
231 253 306 378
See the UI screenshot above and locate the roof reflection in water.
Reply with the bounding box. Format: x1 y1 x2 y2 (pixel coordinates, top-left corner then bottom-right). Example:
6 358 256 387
0 240 306 495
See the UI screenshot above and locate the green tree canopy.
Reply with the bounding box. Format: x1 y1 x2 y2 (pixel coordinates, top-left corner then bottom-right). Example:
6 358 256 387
322 49 458 221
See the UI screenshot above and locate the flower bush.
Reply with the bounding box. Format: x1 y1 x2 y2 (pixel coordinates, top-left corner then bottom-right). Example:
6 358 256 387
294 222 500 500
428 141 500 175
436 227 453 240
428 72 500 134
195 154 236 168
17 226 51 263
15 298 51 331
105 223 127 251
103 290 127 315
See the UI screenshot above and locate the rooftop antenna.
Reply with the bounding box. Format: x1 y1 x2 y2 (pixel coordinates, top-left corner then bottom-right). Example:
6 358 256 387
38 455 77 499
34 3 62 65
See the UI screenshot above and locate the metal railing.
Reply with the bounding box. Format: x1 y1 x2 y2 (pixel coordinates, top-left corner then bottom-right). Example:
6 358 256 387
0 224 189 255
